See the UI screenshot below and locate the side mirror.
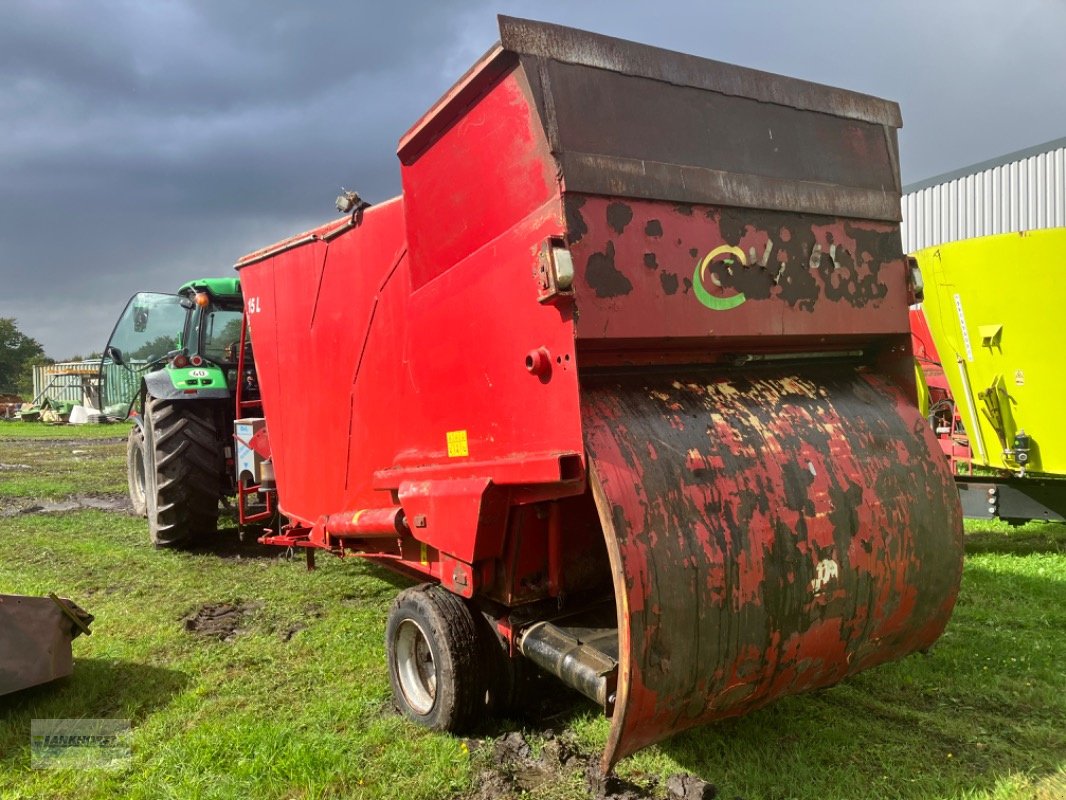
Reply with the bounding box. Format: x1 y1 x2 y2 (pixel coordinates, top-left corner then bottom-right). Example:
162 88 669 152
106 345 125 366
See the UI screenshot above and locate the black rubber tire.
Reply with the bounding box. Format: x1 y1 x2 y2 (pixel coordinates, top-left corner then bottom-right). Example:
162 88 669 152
126 426 148 518
385 584 490 732
144 397 226 548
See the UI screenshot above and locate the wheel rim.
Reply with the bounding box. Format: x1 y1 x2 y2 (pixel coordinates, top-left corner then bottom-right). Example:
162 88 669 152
394 618 436 715
133 439 146 502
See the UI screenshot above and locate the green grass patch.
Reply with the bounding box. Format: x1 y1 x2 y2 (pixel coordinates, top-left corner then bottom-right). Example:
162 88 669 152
0 422 131 503
0 511 468 800
0 421 132 441
0 435 1063 798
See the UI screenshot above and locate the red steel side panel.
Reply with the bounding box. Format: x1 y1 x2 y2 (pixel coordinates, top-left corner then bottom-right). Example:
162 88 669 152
238 199 408 524
401 65 559 291
565 196 909 347
909 307 940 363
239 64 586 567
583 367 964 770
381 202 585 565
385 203 579 477
371 61 586 565
910 307 951 396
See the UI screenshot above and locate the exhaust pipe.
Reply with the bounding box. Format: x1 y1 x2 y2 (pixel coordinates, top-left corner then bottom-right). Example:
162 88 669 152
518 620 617 712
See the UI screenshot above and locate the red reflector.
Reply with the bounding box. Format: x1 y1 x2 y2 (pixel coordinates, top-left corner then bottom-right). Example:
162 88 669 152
183 389 198 394
190 355 203 366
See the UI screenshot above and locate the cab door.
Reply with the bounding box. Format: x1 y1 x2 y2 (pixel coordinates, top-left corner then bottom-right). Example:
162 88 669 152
99 292 188 418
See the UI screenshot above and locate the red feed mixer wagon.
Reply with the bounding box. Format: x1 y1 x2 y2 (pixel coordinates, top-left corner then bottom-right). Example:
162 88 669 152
233 17 964 769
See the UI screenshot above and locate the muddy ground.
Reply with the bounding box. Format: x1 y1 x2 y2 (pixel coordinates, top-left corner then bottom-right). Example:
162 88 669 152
178 595 724 800
468 730 719 800
183 601 264 642
0 493 132 517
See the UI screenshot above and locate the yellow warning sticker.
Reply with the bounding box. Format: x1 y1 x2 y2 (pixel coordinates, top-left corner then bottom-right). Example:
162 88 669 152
446 429 469 457
419 542 429 566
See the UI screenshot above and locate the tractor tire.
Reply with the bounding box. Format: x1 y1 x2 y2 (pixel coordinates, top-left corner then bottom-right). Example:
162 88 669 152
385 584 490 732
144 397 226 548
126 426 148 518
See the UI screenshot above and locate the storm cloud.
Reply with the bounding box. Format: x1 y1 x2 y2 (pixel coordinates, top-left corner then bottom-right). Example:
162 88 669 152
2 0 1064 357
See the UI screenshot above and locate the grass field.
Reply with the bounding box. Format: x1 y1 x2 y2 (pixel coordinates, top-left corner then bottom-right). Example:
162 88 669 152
0 420 1063 799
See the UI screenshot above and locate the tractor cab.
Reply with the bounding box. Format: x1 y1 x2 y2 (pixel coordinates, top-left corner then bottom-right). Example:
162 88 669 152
177 278 246 368
100 278 245 419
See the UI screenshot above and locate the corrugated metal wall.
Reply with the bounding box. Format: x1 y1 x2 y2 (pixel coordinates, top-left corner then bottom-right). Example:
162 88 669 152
32 360 147 414
901 139 1066 253
32 360 107 406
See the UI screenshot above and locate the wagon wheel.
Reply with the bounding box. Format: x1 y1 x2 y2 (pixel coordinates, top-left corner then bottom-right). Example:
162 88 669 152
385 584 496 731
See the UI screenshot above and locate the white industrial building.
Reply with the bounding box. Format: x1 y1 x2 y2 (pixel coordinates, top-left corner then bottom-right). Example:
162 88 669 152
900 136 1066 253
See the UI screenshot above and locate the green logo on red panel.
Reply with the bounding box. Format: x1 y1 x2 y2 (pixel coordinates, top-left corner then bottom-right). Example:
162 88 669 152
693 245 749 311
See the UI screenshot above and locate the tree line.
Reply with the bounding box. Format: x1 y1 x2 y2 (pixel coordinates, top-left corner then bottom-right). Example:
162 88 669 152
0 318 50 397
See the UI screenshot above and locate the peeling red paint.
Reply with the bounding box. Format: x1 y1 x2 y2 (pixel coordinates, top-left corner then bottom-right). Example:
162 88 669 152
585 367 964 769
568 196 908 346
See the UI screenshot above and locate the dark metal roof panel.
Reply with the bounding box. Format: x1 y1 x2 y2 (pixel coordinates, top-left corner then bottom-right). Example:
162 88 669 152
498 15 902 127
903 135 1066 193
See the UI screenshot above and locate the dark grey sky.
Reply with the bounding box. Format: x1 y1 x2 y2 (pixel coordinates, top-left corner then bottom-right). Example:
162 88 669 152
3 0 1064 358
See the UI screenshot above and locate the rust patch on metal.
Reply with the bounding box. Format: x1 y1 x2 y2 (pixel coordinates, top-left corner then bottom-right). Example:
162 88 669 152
569 197 902 322
565 195 589 244
607 202 634 235
711 208 895 310
585 241 633 298
583 367 964 769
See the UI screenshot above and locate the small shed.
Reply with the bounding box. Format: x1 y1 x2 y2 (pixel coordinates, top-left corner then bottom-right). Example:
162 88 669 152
31 360 104 408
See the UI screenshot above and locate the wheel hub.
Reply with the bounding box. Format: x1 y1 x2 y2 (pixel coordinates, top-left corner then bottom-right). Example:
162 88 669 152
394 618 436 715
133 443 146 499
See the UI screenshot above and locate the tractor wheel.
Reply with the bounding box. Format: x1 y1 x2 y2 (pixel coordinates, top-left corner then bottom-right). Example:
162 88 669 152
126 426 148 518
385 584 490 732
144 397 225 548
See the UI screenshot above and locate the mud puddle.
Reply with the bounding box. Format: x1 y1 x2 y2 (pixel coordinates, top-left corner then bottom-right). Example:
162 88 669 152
0 436 126 447
1 494 132 517
469 730 718 800
183 601 262 642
